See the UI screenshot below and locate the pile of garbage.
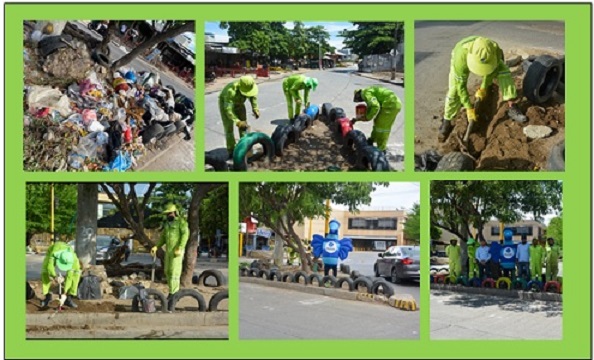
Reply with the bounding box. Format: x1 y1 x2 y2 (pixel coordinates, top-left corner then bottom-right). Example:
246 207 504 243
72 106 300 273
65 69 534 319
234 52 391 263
23 22 195 172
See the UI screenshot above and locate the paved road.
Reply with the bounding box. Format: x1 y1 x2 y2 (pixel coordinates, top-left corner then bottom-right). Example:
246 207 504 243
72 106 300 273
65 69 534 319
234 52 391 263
239 282 419 339
26 253 228 280
204 66 405 170
430 290 562 339
414 21 565 154
339 251 420 302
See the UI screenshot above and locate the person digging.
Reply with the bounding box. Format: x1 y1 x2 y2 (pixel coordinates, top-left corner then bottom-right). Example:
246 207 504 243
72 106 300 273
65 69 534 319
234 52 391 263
353 86 402 153
151 204 189 311
40 239 81 309
219 76 260 159
438 36 527 143
282 75 318 120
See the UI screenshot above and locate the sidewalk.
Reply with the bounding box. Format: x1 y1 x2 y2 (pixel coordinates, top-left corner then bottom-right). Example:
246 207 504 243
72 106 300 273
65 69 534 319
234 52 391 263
205 68 311 95
355 71 404 86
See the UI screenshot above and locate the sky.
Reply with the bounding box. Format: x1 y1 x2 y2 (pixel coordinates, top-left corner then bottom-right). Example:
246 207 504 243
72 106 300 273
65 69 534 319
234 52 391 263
204 21 357 50
331 182 420 213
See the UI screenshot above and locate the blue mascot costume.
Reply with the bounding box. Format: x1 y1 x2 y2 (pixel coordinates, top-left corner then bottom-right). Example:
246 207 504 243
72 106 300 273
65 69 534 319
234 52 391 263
311 220 353 277
499 228 517 279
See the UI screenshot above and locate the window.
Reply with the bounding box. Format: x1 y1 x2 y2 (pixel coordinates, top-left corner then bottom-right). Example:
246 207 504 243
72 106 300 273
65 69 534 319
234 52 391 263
491 226 534 236
348 217 398 230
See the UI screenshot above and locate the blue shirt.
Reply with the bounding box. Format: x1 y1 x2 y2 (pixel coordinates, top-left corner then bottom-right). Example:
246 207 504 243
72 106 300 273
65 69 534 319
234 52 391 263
475 246 491 262
516 243 530 262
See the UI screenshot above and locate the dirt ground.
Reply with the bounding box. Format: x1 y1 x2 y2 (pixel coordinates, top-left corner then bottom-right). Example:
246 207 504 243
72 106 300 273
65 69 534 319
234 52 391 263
416 48 565 171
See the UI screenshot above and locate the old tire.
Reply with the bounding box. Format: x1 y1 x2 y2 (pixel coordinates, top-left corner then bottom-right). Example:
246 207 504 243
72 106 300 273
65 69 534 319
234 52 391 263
353 277 373 293
208 290 228 312
162 122 177 137
321 275 338 287
512 278 528 290
169 288 207 312
350 270 361 280
556 56 565 96
27 282 36 300
293 271 310 285
357 145 390 171
456 276 469 287
281 272 294 283
248 268 259 277
131 288 168 313
335 277 355 291
546 140 565 171
469 277 482 288
205 152 229 171
435 152 474 171
343 130 368 157
322 102 333 118
142 123 164 144
544 281 561 294
292 114 312 133
342 264 351 275
371 279 395 297
481 278 496 288
91 50 111 68
239 267 249 277
271 124 298 157
309 273 324 286
523 54 561 105
257 269 271 280
198 269 226 287
496 277 512 290
527 280 543 292
232 132 275 171
38 35 72 57
329 107 346 123
269 270 282 282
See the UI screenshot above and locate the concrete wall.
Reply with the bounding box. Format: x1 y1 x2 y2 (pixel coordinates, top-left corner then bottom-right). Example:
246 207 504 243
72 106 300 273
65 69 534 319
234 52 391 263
359 43 404 73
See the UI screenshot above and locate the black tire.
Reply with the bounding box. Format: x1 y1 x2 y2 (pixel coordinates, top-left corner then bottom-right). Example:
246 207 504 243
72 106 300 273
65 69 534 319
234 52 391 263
271 124 298 157
292 114 311 133
198 269 226 287
390 267 402 284
293 271 310 285
353 277 373 293
350 270 361 280
309 273 324 286
257 269 271 280
192 275 199 284
239 267 249 277
174 120 186 134
91 50 111 68
38 35 72 57
205 152 229 172
248 268 259 277
232 132 275 171
523 54 562 105
435 152 475 171
342 264 351 275
281 272 294 283
556 56 565 96
546 140 565 171
208 290 228 311
343 130 368 157
321 275 338 287
142 123 164 144
322 103 333 118
374 265 380 278
330 107 346 123
169 288 207 312
26 282 36 300
357 145 390 171
371 279 395 297
335 277 355 291
162 122 177 137
131 288 168 313
269 270 282 282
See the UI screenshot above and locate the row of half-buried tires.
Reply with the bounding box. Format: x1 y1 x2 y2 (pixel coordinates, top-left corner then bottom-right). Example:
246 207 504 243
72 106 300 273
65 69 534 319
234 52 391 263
130 288 228 313
240 267 395 297
431 274 562 293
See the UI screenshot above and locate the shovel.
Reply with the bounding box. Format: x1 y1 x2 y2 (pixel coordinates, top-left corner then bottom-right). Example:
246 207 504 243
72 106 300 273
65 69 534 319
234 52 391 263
463 98 481 143
48 274 66 319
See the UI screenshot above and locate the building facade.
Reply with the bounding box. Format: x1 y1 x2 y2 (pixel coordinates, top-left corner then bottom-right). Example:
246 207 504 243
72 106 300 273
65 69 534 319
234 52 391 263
436 220 546 244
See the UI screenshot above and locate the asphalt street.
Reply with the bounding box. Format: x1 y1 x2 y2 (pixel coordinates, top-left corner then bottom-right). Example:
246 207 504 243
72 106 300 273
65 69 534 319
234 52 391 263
430 290 562 340
239 282 419 339
414 21 565 154
204 66 405 169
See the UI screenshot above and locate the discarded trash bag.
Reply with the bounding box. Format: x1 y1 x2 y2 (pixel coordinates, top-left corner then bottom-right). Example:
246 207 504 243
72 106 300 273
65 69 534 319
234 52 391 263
88 120 104 133
75 133 100 160
104 151 132 172
77 275 102 300
414 150 443 171
118 285 140 300
27 85 71 116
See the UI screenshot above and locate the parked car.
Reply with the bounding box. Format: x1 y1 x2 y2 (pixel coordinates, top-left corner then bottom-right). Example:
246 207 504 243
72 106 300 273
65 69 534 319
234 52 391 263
68 235 123 263
374 245 421 284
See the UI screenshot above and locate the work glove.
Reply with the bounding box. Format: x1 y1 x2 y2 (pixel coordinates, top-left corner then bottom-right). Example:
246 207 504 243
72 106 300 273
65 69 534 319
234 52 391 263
174 247 182 257
475 88 487 102
295 99 302 105
56 274 64 284
253 109 260 119
236 120 248 130
150 246 158 257
466 108 477 122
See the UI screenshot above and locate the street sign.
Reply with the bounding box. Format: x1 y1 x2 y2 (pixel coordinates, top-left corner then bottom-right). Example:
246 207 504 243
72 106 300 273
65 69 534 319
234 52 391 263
240 223 247 233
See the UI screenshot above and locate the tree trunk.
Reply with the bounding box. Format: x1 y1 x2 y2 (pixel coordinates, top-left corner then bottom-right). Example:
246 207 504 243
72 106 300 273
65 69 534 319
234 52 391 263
391 25 398 80
76 184 98 268
273 235 284 267
110 21 195 70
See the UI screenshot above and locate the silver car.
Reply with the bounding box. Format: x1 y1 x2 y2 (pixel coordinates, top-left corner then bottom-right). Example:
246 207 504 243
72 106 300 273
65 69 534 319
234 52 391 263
68 235 121 263
374 246 421 284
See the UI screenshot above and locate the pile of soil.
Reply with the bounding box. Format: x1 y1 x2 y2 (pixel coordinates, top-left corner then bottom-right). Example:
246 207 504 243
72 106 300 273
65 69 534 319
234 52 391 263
438 49 565 171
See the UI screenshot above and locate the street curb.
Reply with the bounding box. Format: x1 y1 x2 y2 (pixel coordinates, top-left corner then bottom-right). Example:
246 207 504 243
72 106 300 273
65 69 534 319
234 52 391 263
27 327 229 339
430 283 562 302
27 311 228 327
355 72 404 86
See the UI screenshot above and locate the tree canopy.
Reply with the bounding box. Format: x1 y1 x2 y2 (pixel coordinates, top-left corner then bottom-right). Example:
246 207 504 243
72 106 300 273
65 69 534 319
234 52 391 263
546 216 563 249
26 183 78 244
340 22 404 56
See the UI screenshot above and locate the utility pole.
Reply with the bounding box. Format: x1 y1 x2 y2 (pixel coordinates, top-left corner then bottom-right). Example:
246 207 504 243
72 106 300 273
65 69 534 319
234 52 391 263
76 184 98 267
318 41 322 70
324 199 331 235
391 24 398 81
50 183 55 242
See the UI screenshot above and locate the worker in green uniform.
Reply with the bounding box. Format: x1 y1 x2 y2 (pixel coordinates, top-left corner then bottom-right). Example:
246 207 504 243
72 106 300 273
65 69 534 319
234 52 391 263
219 76 260 157
282 75 318 119
467 237 478 278
353 86 402 151
40 240 81 308
151 204 189 307
438 36 526 142
445 238 461 282
545 237 561 281
529 237 545 281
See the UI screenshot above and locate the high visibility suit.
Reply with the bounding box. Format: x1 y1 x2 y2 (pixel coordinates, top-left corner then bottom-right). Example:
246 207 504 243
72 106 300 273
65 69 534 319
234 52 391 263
356 86 402 151
529 244 545 281
219 77 259 154
545 243 561 281
282 75 316 119
445 244 461 280
156 216 190 295
467 239 478 278
41 242 81 297
443 36 517 121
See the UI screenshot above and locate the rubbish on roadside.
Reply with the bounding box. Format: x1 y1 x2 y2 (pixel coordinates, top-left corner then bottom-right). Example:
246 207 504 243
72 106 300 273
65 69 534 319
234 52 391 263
27 85 71 117
104 151 132 172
